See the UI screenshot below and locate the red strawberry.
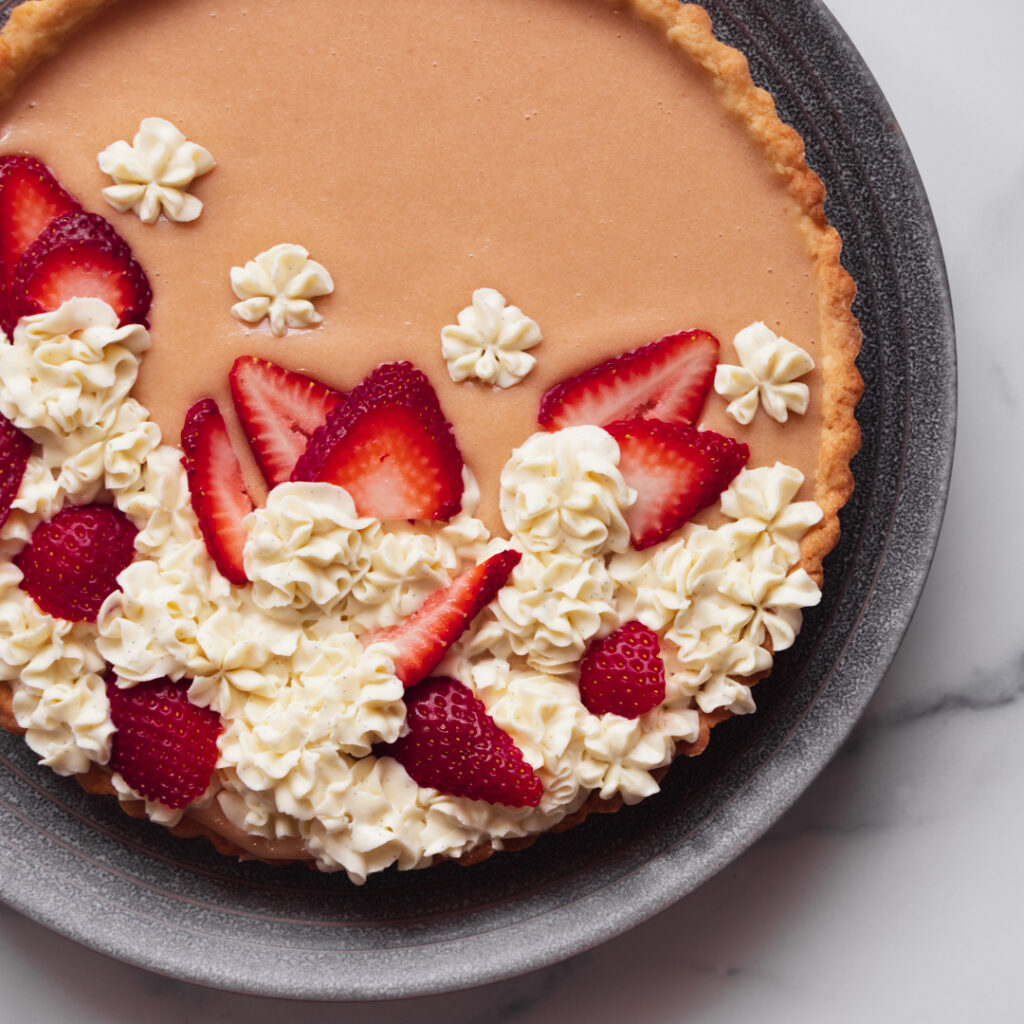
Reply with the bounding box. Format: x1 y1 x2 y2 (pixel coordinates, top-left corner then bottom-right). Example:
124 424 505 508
538 329 719 430
0 413 31 530
7 210 152 330
181 398 254 585
606 418 749 549
0 156 81 324
292 361 464 520
15 504 137 622
578 620 666 718
366 549 521 687
106 676 222 810
381 676 542 807
229 355 344 488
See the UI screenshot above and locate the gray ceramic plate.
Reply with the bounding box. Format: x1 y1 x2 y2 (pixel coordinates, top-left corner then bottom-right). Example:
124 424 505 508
0 0 955 1001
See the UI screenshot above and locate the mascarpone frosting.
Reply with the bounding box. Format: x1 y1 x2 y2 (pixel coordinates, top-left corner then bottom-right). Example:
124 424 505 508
244 482 380 614
714 321 815 425
499 426 635 558
97 116 215 224
229 243 334 336
0 298 150 440
441 287 542 388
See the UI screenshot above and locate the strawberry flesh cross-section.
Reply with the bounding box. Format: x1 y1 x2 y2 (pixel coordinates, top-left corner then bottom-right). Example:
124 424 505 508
538 328 719 430
229 355 344 488
365 548 522 687
292 360 464 521
7 209 152 331
606 418 749 549
181 398 255 586
0 155 81 332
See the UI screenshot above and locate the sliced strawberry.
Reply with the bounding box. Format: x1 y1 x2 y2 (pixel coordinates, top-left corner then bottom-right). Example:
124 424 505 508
292 361 464 520
366 549 521 687
606 418 749 549
229 355 344 488
578 620 666 718
380 676 542 807
106 676 222 810
0 156 81 325
15 504 137 622
538 329 719 431
181 398 254 585
0 413 31 530
7 210 151 330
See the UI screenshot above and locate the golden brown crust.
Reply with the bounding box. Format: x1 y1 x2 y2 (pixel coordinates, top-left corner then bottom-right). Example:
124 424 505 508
0 0 861 874
0 0 116 105
0 680 21 734
637 1 863 587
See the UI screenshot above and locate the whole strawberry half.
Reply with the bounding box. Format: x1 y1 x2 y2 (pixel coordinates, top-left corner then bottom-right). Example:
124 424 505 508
381 676 542 807
538 329 719 431
15 504 137 622
292 360 464 520
7 209 151 331
367 549 521 687
0 155 81 328
578 620 666 718
229 355 344 487
106 676 222 810
0 413 31 530
181 398 255 586
607 418 749 549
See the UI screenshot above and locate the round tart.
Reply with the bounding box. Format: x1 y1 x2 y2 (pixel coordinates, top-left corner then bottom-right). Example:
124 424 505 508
0 0 860 881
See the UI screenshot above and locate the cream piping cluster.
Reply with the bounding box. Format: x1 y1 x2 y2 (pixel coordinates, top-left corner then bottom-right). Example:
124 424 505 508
0 298 823 884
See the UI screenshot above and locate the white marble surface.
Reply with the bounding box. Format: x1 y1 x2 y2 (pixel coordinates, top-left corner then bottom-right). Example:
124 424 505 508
0 0 1018 1019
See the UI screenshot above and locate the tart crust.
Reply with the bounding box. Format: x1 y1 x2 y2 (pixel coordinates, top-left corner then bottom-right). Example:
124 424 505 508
0 0 862 872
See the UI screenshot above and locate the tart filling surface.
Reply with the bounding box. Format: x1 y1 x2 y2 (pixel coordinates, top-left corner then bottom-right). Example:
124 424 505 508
0 0 860 881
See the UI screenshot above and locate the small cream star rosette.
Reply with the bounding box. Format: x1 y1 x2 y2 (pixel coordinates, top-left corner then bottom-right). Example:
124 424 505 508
97 117 215 224
229 244 334 337
714 321 815 425
441 287 542 388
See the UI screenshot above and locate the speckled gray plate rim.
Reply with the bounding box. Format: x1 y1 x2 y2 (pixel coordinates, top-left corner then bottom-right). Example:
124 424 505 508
0 0 955 1001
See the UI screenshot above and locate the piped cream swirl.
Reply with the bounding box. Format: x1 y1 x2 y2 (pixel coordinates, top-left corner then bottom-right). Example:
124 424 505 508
500 426 635 558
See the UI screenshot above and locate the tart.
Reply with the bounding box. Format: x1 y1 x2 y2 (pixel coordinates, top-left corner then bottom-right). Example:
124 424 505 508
0 0 861 881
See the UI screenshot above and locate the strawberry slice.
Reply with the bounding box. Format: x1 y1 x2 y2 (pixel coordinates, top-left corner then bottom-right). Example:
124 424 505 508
366 549 521 687
181 398 254 585
15 504 137 622
106 676 222 810
0 413 31 530
292 361 464 520
380 676 542 807
538 329 719 430
0 156 81 317
578 620 666 718
229 355 344 488
7 210 152 330
606 418 749 549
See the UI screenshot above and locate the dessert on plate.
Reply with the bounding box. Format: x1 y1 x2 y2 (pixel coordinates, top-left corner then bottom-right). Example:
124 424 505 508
0 0 861 882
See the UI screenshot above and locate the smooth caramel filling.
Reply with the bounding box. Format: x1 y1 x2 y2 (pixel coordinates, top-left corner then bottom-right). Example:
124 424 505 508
0 0 821 535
